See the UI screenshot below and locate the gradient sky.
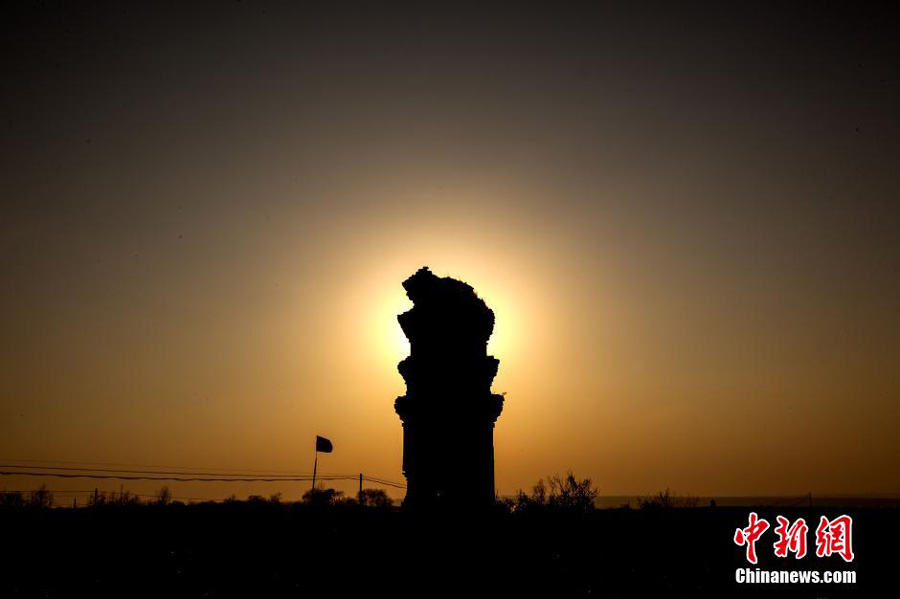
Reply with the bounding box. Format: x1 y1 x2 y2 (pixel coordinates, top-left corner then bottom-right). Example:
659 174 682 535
2 2 898 502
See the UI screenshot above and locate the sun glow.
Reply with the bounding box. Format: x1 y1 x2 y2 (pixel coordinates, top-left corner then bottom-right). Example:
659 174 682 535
384 292 413 364
345 256 535 395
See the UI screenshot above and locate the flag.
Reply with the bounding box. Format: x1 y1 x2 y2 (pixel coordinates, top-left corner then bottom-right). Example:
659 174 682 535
315 435 333 453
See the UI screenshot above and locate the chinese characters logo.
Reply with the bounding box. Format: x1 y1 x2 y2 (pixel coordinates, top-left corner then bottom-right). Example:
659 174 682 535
734 512 854 564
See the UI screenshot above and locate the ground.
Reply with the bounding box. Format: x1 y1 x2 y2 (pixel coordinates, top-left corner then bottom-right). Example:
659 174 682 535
2 502 894 598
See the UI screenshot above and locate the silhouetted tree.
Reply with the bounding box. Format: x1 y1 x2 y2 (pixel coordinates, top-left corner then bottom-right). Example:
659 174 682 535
155 486 172 506
302 486 343 507
547 471 598 512
29 485 53 509
359 488 393 508
638 488 699 509
512 472 598 513
510 479 548 512
118 490 141 506
0 490 24 509
532 479 547 505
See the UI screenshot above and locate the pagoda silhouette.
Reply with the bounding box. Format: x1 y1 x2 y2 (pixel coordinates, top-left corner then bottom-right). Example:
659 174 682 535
394 267 504 509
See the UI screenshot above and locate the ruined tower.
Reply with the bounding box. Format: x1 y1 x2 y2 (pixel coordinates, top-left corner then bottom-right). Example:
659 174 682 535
394 267 504 508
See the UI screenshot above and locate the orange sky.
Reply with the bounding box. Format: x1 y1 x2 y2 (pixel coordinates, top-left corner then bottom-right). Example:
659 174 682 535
1 3 898 503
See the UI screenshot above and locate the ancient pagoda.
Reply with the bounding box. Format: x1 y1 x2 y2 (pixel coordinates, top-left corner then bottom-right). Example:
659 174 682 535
394 267 504 508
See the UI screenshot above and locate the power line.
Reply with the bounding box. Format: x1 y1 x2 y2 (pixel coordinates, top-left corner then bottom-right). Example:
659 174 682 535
362 476 406 489
1 471 346 483
2 490 219 501
363 475 404 484
0 463 324 479
1 490 98 494
1 470 406 488
0 458 321 476
0 460 406 486
362 474 407 486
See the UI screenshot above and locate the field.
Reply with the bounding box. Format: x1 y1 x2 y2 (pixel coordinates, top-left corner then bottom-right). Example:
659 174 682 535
3 501 895 598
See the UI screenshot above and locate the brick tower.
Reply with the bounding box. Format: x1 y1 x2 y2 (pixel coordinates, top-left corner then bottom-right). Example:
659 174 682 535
394 267 504 508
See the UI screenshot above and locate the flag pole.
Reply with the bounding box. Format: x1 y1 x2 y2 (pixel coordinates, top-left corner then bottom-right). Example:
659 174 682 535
312 449 318 493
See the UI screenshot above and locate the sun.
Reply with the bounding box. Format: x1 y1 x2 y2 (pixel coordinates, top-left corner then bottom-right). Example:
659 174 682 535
375 288 413 366
392 315 412 361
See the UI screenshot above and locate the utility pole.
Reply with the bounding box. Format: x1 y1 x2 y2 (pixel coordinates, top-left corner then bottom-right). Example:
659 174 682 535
358 474 363 506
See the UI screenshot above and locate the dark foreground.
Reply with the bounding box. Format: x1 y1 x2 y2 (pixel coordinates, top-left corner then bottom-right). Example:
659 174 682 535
3 503 896 598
